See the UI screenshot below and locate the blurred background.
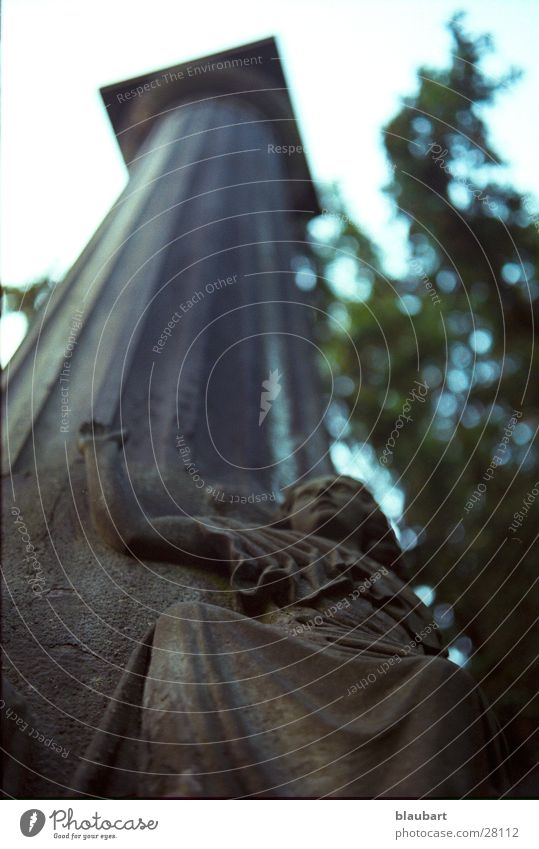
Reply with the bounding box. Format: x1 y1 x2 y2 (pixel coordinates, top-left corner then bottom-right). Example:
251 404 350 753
2 0 538 792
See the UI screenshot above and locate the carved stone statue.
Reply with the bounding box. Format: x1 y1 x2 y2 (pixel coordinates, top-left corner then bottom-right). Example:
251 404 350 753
74 423 508 798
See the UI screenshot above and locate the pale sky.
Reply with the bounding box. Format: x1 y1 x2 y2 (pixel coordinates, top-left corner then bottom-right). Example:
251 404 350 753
2 0 538 335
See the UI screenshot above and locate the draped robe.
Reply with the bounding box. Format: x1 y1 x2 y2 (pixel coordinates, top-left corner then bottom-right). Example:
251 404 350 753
73 519 508 798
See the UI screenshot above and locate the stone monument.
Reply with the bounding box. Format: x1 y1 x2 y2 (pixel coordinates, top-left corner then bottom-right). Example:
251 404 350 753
1 39 507 799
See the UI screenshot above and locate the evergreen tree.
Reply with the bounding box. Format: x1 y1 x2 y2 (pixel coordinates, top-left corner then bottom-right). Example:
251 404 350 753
311 13 538 790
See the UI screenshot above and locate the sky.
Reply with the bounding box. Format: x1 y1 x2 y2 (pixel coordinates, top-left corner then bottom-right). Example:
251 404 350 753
2 0 539 281
1 0 538 366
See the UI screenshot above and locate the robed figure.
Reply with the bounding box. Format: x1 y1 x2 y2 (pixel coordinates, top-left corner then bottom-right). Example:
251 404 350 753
74 423 507 798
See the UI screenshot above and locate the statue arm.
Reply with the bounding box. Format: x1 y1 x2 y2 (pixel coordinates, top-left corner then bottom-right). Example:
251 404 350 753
78 422 227 564
126 516 226 565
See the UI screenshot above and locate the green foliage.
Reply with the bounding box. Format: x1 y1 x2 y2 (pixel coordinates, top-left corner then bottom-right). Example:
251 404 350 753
1 278 54 324
311 14 538 784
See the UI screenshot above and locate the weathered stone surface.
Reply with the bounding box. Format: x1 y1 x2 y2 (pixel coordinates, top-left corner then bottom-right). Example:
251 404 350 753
2 463 243 796
1 38 332 798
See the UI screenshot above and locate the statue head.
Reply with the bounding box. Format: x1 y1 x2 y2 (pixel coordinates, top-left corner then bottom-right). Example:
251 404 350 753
278 475 400 566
